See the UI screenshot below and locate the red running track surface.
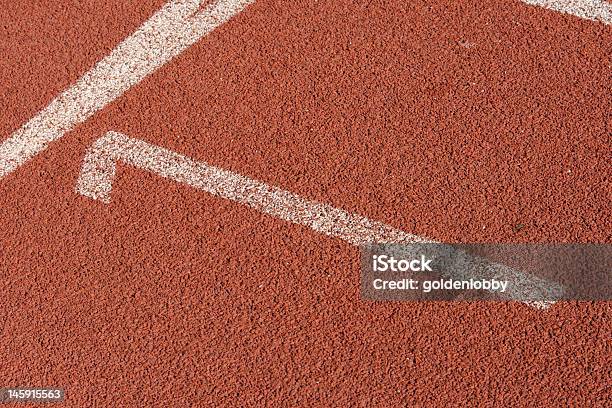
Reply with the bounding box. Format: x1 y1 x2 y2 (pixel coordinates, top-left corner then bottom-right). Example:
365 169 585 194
0 0 610 406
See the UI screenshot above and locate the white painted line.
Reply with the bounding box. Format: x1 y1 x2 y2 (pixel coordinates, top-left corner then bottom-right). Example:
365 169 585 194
521 0 612 24
0 0 254 180
76 131 559 309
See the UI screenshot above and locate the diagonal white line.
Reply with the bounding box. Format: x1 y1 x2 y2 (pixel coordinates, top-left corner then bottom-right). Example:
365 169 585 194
521 0 612 24
76 131 559 309
0 0 254 180
1 0 607 183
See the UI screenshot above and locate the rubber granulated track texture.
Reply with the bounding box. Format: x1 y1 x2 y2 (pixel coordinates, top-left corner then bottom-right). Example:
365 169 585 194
1 0 610 406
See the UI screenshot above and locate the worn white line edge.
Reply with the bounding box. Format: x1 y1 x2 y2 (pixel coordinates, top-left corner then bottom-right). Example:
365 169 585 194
76 131 559 309
521 0 612 24
0 0 254 180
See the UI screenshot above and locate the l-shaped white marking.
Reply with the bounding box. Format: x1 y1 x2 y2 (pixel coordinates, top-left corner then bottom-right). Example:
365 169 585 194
76 131 559 309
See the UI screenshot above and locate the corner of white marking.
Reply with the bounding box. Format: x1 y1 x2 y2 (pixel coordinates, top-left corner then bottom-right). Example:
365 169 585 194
75 132 125 203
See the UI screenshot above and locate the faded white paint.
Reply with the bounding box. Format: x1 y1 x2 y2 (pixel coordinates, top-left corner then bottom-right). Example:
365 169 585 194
522 0 612 24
